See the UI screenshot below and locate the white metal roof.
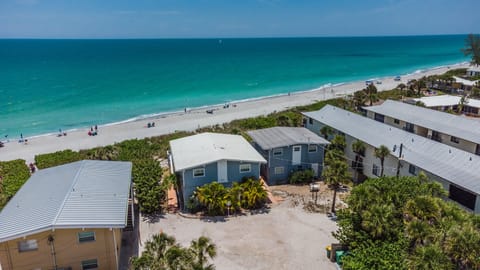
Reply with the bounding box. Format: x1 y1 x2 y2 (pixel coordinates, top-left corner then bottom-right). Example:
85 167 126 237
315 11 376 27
0 160 132 242
467 66 480 72
170 133 266 172
247 127 330 150
453 76 479 86
364 99 480 144
303 105 480 195
414 95 480 109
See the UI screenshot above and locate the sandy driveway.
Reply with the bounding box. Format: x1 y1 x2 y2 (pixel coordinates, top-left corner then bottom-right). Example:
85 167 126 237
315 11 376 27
139 195 339 270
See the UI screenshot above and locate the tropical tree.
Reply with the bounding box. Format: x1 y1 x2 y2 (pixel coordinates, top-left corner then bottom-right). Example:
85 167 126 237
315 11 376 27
329 134 346 152
130 232 178 269
407 244 453 270
189 236 217 270
374 145 390 177
458 96 468 114
320 125 333 140
239 178 268 209
462 34 480 66
351 140 365 156
130 233 217 270
195 182 229 216
444 224 480 269
361 203 396 240
352 90 367 109
397 83 407 92
322 158 351 213
364 84 378 106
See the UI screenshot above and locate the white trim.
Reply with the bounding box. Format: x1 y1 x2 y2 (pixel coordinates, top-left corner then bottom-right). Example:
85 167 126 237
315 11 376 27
308 145 317 153
239 164 251 173
274 167 284 175
193 168 205 178
81 258 99 270
18 239 38 252
78 231 96 243
272 148 283 156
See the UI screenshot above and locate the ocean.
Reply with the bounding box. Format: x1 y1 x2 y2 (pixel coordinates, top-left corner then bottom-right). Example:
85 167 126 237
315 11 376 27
0 35 469 138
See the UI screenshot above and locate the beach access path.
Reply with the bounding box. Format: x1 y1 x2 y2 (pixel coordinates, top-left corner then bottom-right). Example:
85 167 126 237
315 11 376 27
0 64 469 163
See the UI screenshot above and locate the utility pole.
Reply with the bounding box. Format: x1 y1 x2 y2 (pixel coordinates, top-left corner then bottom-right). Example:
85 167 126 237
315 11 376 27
396 143 403 177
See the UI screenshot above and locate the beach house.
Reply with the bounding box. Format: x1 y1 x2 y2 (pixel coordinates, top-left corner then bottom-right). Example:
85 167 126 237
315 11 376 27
169 133 266 207
303 105 480 213
363 99 480 154
0 160 133 270
247 127 329 185
412 95 480 116
467 66 480 77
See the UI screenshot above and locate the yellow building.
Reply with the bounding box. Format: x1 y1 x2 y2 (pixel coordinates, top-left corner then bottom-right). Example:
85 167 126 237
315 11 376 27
0 160 133 270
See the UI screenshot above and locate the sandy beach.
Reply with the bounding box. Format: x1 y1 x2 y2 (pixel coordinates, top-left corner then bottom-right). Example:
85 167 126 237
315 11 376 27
0 63 469 163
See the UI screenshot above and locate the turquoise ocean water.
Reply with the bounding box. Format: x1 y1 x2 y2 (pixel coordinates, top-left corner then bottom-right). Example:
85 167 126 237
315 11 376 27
0 36 469 138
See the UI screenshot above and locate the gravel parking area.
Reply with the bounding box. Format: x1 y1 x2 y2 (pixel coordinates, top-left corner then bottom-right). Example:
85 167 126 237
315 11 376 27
139 184 340 270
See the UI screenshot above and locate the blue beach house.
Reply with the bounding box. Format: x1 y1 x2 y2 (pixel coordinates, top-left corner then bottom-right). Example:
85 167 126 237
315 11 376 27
247 127 330 185
169 133 266 208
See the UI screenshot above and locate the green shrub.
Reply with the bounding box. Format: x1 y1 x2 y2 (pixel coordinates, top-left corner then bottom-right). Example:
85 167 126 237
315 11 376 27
193 178 268 215
0 159 30 209
35 149 83 169
132 159 164 214
289 169 314 184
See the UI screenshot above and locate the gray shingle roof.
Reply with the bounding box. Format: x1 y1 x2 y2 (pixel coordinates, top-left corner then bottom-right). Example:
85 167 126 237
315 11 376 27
247 127 330 150
303 105 480 195
363 100 480 144
170 133 266 172
0 160 132 242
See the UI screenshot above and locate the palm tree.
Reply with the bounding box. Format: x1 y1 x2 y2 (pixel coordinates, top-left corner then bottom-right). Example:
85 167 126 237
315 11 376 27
322 158 351 213
397 83 407 92
407 244 453 270
240 178 267 209
352 140 365 156
462 34 480 66
130 232 177 269
444 225 480 270
195 182 229 216
189 236 217 270
458 96 468 114
360 203 395 240
364 84 379 106
374 145 390 177
353 90 367 109
320 125 333 140
329 134 346 152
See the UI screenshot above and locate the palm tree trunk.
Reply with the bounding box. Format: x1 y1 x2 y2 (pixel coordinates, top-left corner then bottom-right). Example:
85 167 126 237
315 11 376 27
380 159 384 177
331 188 337 213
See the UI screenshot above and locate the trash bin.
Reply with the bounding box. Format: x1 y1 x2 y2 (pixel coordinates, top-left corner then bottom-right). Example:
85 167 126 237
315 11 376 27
326 245 331 258
336 250 345 265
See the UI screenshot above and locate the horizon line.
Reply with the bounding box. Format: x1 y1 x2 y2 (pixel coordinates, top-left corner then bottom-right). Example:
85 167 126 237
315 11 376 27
0 33 475 40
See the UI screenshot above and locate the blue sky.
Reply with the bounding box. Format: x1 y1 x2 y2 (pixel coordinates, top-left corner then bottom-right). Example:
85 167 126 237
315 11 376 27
0 0 479 38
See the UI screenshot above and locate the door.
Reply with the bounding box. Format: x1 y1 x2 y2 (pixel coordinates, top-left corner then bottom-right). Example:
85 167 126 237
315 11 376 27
311 163 319 177
217 160 228 183
292 145 301 165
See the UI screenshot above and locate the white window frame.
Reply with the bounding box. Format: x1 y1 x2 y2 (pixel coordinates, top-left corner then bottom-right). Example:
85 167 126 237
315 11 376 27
293 146 301 152
193 168 205 178
18 239 38 252
239 164 251 173
308 145 317 153
78 231 96 243
273 148 283 156
274 166 284 175
81 259 98 270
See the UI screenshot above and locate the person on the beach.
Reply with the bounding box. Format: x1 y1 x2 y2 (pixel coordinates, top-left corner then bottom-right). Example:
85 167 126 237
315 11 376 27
95 125 98 131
